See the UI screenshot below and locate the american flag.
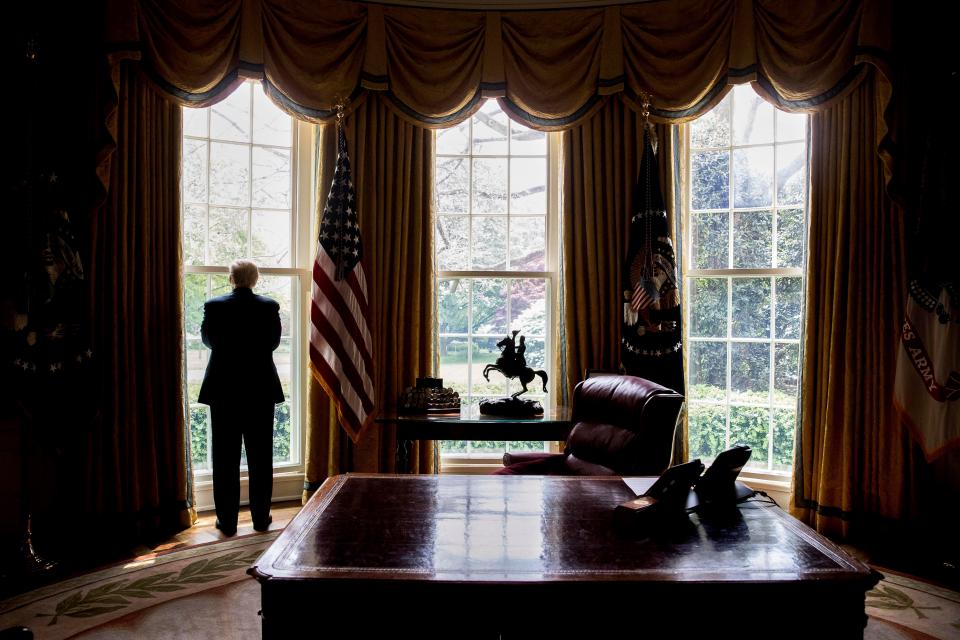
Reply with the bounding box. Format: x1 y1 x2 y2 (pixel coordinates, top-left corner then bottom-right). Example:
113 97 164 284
309 124 374 442
631 276 659 312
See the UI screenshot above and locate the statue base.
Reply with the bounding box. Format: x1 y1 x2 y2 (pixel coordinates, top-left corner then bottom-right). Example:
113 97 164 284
478 397 543 417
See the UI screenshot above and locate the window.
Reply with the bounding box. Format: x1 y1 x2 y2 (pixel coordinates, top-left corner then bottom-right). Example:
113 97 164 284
683 84 808 473
181 81 313 493
435 101 559 465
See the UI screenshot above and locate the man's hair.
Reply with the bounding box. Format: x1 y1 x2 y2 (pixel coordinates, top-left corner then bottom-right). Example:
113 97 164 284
230 259 260 289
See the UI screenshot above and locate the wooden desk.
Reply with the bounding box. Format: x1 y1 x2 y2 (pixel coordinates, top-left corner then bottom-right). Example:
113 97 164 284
250 474 878 638
376 405 572 472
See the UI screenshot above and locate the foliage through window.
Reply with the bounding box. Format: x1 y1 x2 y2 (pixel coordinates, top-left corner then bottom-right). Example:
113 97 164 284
684 84 807 473
181 81 303 472
435 101 556 459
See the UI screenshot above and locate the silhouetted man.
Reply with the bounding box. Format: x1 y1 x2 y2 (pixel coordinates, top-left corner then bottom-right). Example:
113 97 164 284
199 260 283 535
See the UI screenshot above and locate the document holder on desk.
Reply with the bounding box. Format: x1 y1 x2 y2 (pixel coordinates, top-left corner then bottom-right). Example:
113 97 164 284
615 459 705 527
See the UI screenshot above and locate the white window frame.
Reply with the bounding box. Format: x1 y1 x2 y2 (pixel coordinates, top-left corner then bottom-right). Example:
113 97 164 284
436 113 563 473
680 85 808 490
181 82 315 509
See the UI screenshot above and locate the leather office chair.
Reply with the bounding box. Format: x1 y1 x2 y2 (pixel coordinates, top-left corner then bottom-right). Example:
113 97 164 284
495 375 684 476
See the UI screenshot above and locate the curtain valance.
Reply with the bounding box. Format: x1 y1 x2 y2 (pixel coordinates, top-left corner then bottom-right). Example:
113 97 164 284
105 0 891 129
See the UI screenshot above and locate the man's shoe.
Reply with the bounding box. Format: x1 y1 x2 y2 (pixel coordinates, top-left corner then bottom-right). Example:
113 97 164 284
253 515 272 532
215 519 237 536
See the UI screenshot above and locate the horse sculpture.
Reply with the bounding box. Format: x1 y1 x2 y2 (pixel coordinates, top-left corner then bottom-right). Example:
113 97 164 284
482 330 548 398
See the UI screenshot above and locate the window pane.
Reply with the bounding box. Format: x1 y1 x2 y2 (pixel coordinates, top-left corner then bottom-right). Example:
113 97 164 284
185 337 207 403
731 278 770 338
273 403 292 463
471 217 507 270
691 211 728 269
253 88 291 147
470 440 507 454
438 278 469 334
184 273 207 338
689 404 727 460
189 405 210 470
471 336 507 397
436 215 469 270
776 142 806 206
257 275 293 337
510 158 546 214
775 277 802 339
442 440 469 454
517 336 546 371
776 208 805 268
733 146 773 208
730 342 769 403
183 204 207 266
690 97 730 148
252 209 291 267
511 121 546 155
732 210 772 268
208 207 247 265
472 101 508 155
510 279 546 337
252 146 291 209
436 157 469 213
776 110 806 142
472 279 507 335
437 120 470 155
211 274 232 298
691 150 729 209
473 158 508 213
509 216 545 270
730 406 770 468
774 342 799 401
183 107 208 138
274 337 293 398
732 85 773 145
438 336 469 398
183 138 208 204
209 142 250 206
507 441 548 453
689 277 727 337
688 341 727 401
773 408 797 471
210 82 251 143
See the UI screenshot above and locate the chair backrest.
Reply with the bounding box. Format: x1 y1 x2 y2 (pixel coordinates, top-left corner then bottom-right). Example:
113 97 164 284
565 375 684 476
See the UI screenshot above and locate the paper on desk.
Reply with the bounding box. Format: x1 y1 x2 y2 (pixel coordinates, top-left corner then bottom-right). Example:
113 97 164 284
622 477 656 496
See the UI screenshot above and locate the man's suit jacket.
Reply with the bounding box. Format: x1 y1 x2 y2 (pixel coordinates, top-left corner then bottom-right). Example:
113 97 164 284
198 287 285 406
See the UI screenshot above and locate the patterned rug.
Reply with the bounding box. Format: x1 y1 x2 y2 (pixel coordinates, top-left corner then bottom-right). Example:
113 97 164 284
864 570 960 639
1 534 958 639
0 532 277 639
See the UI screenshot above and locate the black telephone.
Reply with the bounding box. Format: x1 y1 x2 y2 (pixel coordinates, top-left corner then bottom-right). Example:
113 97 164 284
694 445 755 507
615 459 705 525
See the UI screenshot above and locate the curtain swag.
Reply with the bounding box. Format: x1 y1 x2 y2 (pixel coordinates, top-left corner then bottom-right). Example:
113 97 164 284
105 0 891 130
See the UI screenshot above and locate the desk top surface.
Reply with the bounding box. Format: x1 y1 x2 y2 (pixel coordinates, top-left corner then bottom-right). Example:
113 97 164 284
251 474 873 586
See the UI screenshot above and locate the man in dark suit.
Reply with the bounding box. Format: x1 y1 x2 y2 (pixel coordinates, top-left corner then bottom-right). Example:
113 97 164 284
199 260 284 536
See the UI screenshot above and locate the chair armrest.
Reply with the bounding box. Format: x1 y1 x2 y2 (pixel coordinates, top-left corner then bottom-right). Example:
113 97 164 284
494 453 568 475
502 451 555 466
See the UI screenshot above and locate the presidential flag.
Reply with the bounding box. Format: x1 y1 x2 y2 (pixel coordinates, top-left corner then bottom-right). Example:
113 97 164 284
309 124 375 442
621 127 684 395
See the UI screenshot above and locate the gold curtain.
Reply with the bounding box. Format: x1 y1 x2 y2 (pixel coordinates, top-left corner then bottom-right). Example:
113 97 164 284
86 63 191 535
561 97 680 463
105 0 891 128
790 70 913 538
304 94 435 495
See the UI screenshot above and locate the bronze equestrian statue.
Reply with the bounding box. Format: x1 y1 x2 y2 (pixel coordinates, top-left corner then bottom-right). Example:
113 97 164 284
483 330 548 398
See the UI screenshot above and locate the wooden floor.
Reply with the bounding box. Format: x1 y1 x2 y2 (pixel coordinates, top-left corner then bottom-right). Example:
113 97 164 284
126 501 304 560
